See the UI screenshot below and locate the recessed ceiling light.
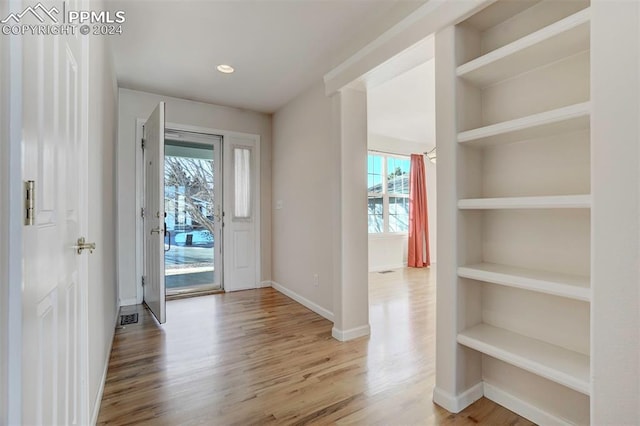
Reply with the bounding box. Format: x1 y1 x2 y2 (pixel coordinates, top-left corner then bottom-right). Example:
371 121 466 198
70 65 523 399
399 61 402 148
217 64 234 74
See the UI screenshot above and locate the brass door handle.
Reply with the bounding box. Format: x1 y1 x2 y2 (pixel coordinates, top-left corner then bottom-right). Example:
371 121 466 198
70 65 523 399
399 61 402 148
74 237 96 255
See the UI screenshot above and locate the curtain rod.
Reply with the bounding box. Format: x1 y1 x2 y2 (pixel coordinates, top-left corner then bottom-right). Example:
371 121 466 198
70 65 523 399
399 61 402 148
368 149 423 156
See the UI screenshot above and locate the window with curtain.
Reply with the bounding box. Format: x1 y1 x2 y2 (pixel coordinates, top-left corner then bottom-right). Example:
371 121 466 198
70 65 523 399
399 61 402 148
367 152 410 234
234 147 251 219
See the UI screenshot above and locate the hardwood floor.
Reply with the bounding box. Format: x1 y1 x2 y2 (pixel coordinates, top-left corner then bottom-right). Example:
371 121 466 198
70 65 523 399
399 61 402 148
98 268 533 425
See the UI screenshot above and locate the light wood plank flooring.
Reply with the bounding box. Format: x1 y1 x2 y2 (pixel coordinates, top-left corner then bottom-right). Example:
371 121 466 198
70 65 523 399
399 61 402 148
98 267 532 425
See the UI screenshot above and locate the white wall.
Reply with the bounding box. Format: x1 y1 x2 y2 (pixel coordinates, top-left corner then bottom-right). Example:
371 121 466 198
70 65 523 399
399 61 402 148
271 81 335 316
368 134 437 268
87 27 119 422
272 83 371 340
368 235 408 272
591 1 640 422
116 88 272 304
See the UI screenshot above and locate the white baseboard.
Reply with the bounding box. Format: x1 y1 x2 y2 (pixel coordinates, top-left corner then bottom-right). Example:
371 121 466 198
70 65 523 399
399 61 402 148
271 281 334 322
433 382 483 413
331 324 371 341
433 381 568 425
118 297 137 307
483 382 569 426
369 263 405 273
90 307 119 425
258 280 272 288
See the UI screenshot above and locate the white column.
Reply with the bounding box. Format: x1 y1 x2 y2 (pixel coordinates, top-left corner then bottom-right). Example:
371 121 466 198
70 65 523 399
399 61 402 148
432 25 458 409
432 24 483 413
331 87 370 341
591 1 640 423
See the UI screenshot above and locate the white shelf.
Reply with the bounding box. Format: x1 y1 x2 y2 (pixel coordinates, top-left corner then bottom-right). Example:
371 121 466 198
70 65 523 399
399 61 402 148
458 263 590 302
457 8 590 87
457 324 590 395
458 102 590 146
458 195 591 210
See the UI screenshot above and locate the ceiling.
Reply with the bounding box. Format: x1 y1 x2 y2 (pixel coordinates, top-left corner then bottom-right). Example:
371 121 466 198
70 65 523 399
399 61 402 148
367 60 435 146
107 0 417 113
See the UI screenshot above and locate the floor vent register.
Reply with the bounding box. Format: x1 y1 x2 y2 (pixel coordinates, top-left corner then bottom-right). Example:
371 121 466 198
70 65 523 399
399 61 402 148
120 313 139 326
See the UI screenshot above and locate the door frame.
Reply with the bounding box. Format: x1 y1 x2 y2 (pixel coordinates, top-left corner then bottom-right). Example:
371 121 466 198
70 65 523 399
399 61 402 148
133 120 261 303
163 130 223 295
1 0 23 422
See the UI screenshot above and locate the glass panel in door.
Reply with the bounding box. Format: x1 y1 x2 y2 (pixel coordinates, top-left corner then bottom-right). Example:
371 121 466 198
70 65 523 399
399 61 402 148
164 139 221 295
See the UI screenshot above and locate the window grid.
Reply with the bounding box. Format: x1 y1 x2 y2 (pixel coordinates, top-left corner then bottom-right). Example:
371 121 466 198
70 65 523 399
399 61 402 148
367 152 410 234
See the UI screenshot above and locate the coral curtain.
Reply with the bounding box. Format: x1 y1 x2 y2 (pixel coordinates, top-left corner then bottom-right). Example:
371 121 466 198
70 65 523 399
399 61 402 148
408 154 430 267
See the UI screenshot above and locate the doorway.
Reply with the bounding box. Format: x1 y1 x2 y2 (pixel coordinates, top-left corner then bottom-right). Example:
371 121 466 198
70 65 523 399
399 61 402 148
366 59 437 273
163 131 223 297
136 111 262 319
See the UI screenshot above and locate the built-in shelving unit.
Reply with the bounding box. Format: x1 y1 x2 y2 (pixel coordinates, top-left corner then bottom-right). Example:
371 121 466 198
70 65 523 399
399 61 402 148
457 324 590 395
434 0 592 423
457 102 590 146
458 194 590 210
458 263 590 302
456 9 590 87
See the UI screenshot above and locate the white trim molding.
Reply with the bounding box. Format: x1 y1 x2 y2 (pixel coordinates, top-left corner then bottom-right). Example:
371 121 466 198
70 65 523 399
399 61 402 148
483 382 568 426
271 281 334 322
90 308 120 425
331 325 371 342
432 383 483 414
2 0 23 422
433 381 571 425
258 281 272 288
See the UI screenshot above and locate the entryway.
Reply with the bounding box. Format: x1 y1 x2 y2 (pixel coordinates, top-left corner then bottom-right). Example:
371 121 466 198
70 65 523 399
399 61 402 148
138 103 262 324
164 131 223 297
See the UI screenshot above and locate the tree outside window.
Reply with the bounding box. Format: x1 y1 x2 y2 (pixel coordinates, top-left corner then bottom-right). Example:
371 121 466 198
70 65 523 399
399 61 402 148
164 155 216 237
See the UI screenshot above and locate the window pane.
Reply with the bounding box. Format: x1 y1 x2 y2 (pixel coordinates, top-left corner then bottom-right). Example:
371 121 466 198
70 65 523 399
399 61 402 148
389 197 409 232
368 196 383 233
234 148 251 218
367 154 384 194
387 157 410 194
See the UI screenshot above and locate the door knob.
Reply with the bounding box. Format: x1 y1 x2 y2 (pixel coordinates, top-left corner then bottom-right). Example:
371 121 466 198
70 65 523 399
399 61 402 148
151 227 163 235
74 237 96 255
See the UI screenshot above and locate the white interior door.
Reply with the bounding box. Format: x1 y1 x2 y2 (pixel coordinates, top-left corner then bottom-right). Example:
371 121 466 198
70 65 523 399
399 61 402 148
143 102 166 323
223 135 260 291
21 1 90 423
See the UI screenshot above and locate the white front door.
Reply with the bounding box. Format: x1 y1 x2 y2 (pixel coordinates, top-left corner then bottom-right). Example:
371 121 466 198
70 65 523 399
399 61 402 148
223 135 260 291
21 1 90 423
143 103 166 323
